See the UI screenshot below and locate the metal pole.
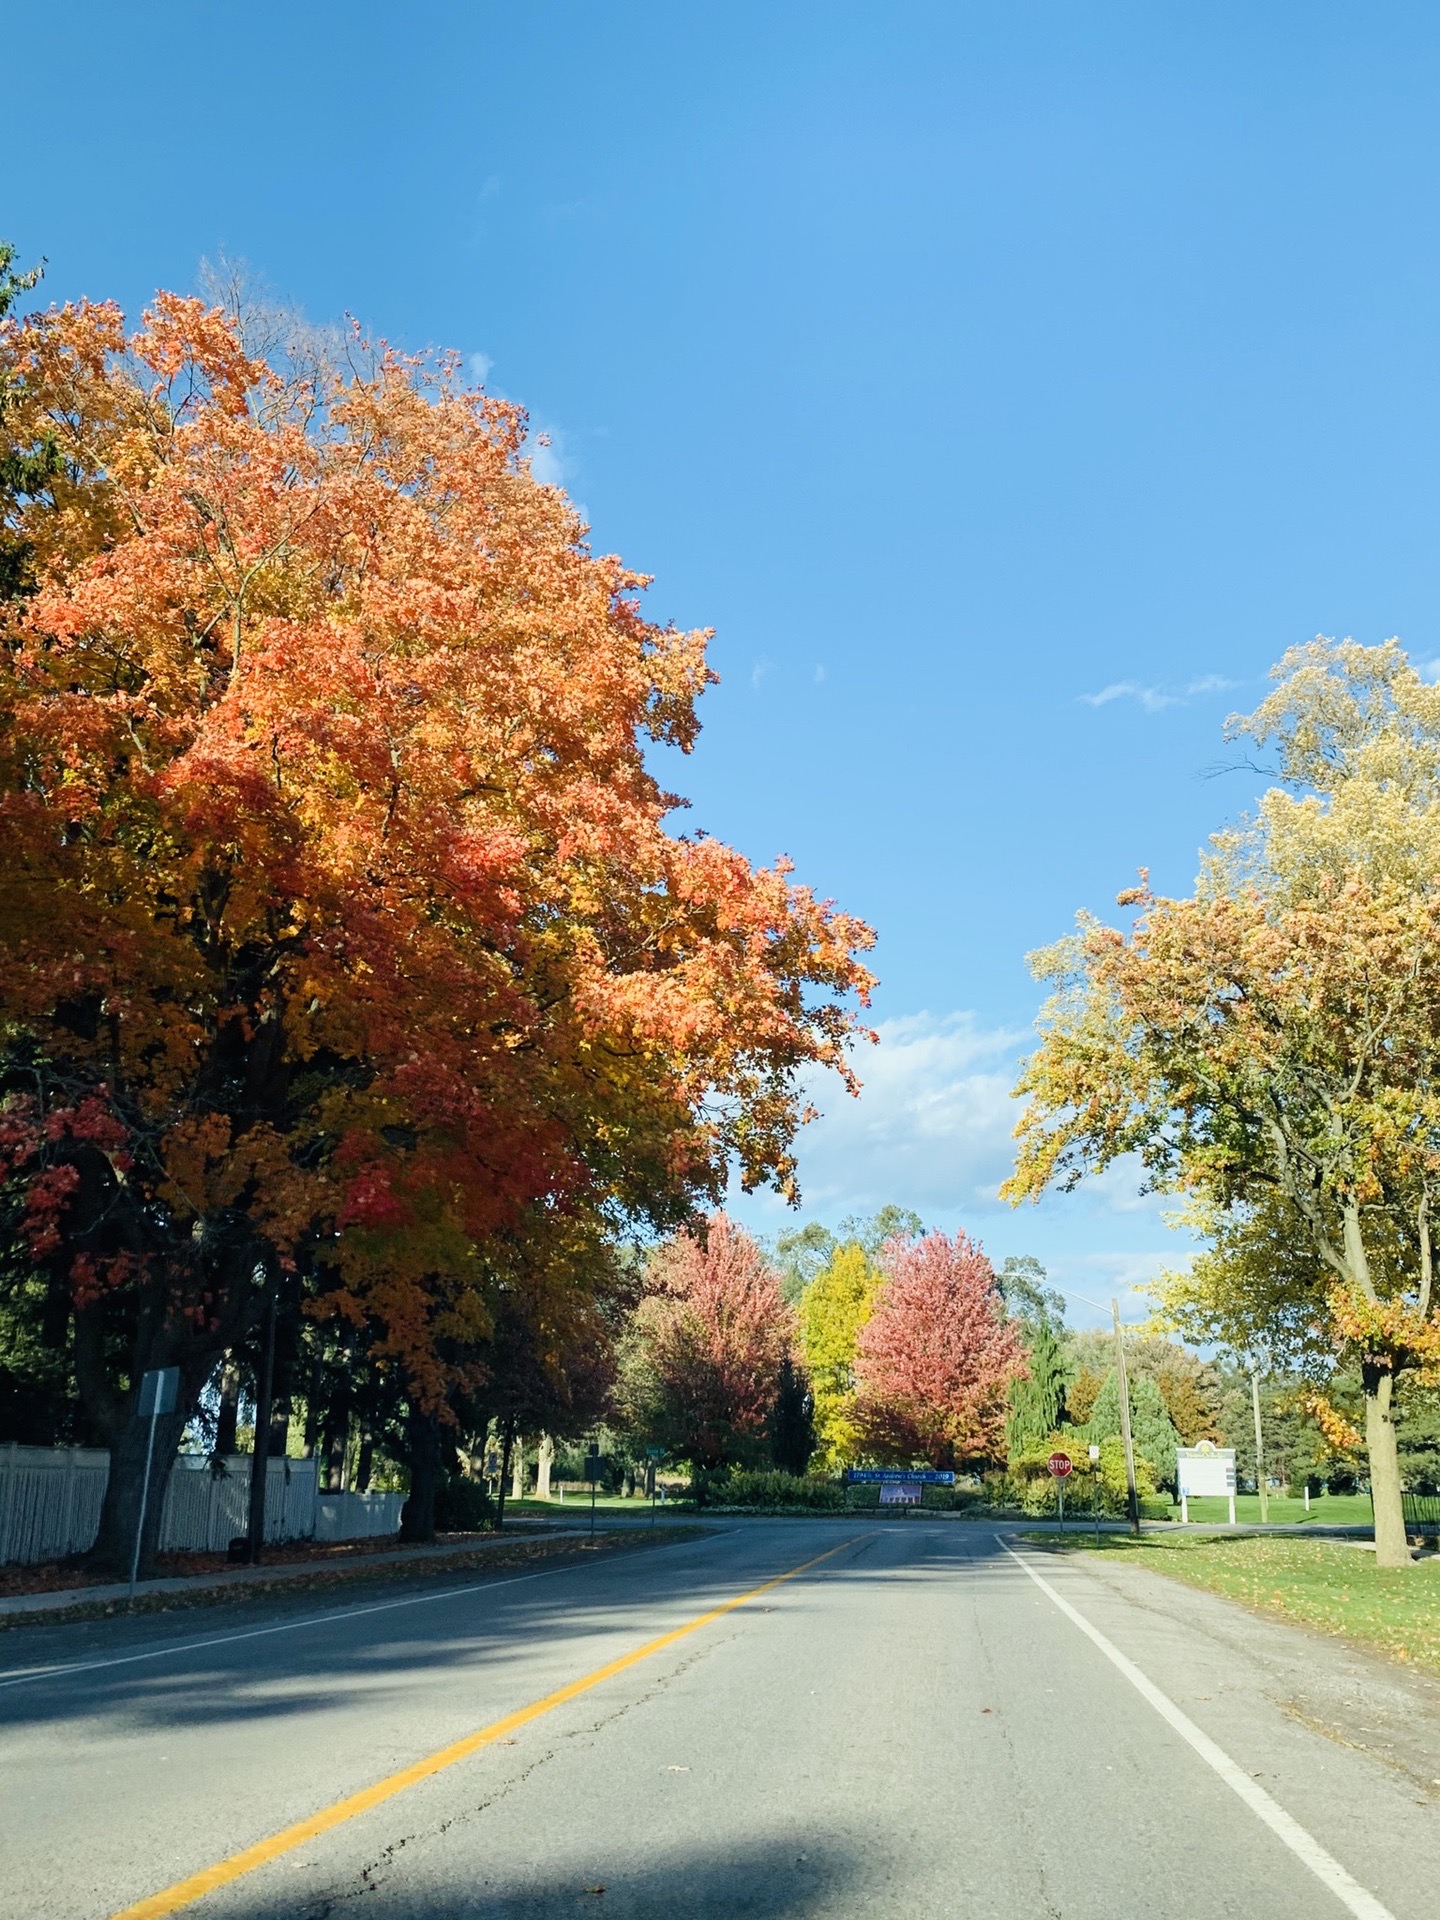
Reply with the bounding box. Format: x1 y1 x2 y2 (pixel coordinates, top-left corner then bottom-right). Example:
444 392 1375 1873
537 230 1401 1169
1112 1298 1140 1535
1251 1366 1269 1525
1058 1475 1065 1535
129 1406 159 1599
590 1477 596 1539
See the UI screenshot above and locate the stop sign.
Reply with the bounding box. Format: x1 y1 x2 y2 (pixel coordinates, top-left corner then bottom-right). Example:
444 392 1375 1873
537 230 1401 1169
1048 1450 1073 1478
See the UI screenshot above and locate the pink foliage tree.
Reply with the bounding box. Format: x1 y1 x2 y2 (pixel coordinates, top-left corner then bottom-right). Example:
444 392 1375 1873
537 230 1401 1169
854 1231 1026 1468
630 1213 795 1470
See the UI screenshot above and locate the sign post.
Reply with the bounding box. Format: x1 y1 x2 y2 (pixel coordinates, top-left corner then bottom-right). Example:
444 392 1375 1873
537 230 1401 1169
1048 1450 1073 1533
129 1366 179 1598
645 1446 662 1525
1087 1443 1101 1539
585 1445 602 1538
1112 1298 1141 1535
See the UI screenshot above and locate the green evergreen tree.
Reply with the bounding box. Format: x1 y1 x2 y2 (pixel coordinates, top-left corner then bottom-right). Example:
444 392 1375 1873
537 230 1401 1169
1005 1319 1068 1451
1087 1368 1180 1489
767 1354 816 1476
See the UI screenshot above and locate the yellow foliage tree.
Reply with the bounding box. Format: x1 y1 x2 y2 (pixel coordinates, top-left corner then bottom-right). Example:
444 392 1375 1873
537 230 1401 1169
799 1242 879 1470
1008 640 1440 1569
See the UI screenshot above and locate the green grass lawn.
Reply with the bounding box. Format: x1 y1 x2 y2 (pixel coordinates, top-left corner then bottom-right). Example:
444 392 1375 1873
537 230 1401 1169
1166 1491 1374 1527
504 1493 680 1516
1046 1530 1440 1675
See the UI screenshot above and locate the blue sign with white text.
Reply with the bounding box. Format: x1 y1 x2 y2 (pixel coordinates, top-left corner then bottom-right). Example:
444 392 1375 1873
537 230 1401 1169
846 1469 955 1485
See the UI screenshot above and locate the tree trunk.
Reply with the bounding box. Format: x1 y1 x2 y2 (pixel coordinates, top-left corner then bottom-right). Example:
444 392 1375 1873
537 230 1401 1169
496 1419 515 1531
400 1409 440 1542
536 1433 553 1501
356 1431 373 1494
214 1361 240 1456
511 1432 526 1502
1364 1363 1412 1569
85 1401 191 1577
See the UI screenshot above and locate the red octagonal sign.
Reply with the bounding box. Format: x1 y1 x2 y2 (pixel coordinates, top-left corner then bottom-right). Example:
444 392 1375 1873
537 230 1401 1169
1048 1450 1073 1478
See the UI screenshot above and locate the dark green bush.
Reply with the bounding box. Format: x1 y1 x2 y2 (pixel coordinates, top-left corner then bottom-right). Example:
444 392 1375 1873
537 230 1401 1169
435 1474 495 1531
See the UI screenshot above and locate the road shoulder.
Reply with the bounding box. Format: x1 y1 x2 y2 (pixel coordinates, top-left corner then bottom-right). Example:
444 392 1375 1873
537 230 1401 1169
1030 1537 1440 1802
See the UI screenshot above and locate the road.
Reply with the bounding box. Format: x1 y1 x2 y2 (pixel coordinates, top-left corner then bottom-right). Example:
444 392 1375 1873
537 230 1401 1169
2 1519 1438 1919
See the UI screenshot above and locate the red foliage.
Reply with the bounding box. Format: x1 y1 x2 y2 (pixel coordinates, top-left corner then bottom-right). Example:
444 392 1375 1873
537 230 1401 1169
630 1214 795 1469
853 1231 1026 1468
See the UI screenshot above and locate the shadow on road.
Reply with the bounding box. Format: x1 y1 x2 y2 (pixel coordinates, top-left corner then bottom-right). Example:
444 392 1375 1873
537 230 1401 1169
0 1522 1018 1736
224 1832 869 1920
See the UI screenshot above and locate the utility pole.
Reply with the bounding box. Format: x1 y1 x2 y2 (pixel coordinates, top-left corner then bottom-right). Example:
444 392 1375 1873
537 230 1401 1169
1250 1363 1269 1525
246 1271 279 1565
1112 1298 1140 1535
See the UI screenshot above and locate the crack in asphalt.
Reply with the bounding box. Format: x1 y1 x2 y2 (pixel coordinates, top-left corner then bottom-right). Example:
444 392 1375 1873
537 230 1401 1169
294 1628 728 1916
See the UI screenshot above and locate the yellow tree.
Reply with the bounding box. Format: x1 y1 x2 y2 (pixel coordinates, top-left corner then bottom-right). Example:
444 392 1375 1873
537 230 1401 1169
798 1242 879 1469
1007 640 1440 1567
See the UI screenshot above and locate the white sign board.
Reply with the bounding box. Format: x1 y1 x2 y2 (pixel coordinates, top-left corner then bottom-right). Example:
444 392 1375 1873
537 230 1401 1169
1176 1444 1237 1524
1176 1446 1236 1497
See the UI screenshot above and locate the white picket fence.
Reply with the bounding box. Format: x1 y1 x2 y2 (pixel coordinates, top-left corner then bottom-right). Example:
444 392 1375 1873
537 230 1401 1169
0 1445 404 1566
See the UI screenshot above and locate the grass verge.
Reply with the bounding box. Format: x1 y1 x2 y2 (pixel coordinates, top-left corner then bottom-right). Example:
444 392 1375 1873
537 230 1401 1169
0 1525 710 1633
1028 1530 1440 1676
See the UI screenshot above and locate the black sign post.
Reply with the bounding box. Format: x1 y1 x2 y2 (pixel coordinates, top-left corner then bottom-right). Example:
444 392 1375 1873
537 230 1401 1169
585 1445 602 1538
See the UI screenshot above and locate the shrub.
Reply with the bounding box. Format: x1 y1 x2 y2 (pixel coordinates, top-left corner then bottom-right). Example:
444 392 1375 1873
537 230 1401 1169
920 1485 985 1511
435 1474 495 1532
720 1469 846 1510
845 1480 881 1509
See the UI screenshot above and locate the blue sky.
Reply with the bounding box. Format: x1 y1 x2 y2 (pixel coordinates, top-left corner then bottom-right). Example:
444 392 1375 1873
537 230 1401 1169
10 4 1440 1323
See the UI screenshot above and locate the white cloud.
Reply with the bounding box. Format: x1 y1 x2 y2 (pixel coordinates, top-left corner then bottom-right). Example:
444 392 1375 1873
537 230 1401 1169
1078 1153 1169 1217
739 1015 1183 1222
813 664 827 685
1079 673 1239 713
766 1011 1028 1216
751 658 773 690
468 351 494 384
1047 1249 1189 1326
526 425 574 490
727 1008 1200 1313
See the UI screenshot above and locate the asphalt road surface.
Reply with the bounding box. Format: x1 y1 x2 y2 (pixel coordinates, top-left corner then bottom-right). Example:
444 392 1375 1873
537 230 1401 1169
2 1519 1438 1919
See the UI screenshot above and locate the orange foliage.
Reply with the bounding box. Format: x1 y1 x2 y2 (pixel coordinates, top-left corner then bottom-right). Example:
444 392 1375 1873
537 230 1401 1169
0 292 874 1429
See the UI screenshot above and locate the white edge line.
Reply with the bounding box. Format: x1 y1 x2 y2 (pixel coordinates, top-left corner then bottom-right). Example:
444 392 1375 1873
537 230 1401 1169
0 1527 719 1695
996 1537 1397 1920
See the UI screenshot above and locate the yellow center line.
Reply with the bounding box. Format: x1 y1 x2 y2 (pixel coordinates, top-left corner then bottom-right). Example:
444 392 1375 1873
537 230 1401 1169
109 1532 867 1920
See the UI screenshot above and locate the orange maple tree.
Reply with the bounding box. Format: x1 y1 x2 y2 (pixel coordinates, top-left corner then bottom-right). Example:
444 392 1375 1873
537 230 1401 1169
0 290 874 1566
